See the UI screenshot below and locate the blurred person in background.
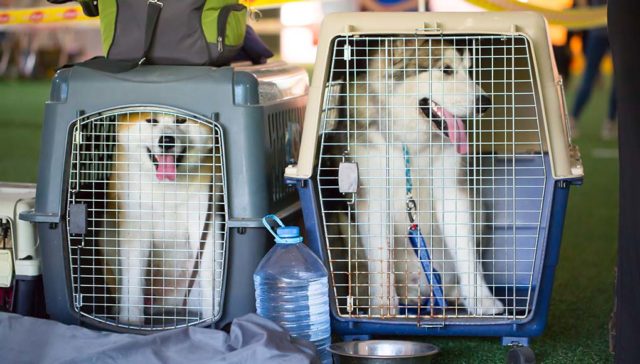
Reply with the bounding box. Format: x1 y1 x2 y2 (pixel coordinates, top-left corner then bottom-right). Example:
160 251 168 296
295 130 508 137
571 0 617 140
0 0 15 76
548 0 574 84
0 0 93 78
609 0 640 362
360 0 419 12
322 0 359 13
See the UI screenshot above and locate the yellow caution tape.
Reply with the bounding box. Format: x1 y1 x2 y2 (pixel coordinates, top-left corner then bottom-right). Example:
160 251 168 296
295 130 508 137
465 0 607 30
0 0 303 27
241 0 303 8
0 5 93 27
0 0 606 30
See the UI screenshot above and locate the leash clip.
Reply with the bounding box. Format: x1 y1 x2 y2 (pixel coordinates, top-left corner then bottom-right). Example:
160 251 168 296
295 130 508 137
406 194 417 224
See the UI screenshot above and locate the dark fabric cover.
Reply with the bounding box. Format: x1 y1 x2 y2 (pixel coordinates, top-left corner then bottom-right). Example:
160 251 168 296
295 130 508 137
0 313 318 364
609 1 640 362
232 25 274 65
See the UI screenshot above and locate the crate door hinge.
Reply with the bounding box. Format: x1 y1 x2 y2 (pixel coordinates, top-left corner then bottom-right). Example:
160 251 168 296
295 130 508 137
343 43 352 61
74 293 83 309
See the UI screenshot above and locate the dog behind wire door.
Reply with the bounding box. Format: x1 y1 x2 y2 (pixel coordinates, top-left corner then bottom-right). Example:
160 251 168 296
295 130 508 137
329 38 505 316
100 112 223 325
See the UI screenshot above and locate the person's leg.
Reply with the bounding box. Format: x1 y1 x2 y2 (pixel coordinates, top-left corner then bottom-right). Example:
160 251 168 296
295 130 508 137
602 78 618 140
609 1 640 362
609 81 618 121
571 30 610 120
553 44 572 84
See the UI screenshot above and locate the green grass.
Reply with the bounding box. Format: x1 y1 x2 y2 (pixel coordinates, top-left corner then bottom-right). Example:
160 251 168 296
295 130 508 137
0 81 50 182
0 77 618 363
428 77 618 363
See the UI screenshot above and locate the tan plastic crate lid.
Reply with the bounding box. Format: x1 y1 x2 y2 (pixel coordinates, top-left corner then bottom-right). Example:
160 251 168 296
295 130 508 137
284 11 583 180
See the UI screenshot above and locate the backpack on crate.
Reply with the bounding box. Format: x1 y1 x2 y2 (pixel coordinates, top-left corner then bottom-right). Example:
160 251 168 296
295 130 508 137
48 0 248 66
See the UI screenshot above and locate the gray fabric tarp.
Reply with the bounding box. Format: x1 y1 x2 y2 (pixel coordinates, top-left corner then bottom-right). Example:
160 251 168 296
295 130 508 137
0 313 318 364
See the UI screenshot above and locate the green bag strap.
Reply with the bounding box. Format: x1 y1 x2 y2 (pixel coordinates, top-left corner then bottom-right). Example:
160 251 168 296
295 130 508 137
141 0 163 64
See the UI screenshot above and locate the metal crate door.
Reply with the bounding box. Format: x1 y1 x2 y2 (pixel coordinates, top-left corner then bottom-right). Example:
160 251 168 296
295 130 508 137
66 106 228 330
316 35 547 323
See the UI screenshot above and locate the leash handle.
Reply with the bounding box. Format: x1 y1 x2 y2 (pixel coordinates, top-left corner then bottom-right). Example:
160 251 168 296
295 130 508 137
403 144 446 309
408 226 447 309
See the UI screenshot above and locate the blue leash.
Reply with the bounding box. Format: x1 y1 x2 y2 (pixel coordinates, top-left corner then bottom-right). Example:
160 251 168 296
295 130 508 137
402 145 447 311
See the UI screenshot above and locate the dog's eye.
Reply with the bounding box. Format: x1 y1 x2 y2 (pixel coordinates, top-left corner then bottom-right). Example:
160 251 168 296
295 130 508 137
145 118 159 124
175 117 187 125
443 65 454 76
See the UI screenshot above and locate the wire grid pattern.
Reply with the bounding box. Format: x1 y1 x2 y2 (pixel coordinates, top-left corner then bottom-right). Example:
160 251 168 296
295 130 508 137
1 216 13 309
66 106 227 330
316 35 547 322
268 107 305 203
1 216 12 252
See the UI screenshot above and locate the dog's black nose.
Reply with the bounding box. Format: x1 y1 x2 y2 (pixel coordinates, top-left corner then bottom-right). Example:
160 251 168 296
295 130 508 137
159 135 175 152
476 95 491 114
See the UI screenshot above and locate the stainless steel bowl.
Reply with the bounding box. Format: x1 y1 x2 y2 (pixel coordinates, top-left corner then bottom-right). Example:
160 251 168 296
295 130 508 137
328 340 439 364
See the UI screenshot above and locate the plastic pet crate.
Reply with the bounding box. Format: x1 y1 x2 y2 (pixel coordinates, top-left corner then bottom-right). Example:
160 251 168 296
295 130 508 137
21 61 308 333
284 12 583 353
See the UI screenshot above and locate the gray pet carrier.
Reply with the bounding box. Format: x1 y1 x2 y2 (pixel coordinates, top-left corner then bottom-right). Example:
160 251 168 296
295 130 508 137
21 61 308 333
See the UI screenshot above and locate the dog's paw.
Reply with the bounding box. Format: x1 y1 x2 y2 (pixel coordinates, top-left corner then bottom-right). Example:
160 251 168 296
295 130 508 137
368 296 400 317
118 308 145 326
465 296 505 315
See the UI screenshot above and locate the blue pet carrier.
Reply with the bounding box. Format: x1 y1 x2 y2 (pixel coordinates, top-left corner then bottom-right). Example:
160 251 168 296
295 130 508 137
284 12 583 354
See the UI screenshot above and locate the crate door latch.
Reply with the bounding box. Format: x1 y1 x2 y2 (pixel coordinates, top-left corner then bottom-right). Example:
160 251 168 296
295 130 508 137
68 203 88 236
338 162 359 194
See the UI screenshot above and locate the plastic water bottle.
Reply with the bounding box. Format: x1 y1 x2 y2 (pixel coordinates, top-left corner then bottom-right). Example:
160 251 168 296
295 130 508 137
254 215 331 364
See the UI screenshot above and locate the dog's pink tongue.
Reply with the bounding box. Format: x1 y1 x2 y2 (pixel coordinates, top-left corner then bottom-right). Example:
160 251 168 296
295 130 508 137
155 154 176 181
438 107 469 154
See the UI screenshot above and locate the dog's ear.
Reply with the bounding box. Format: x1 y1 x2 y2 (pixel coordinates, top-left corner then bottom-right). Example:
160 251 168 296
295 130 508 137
451 43 473 69
390 38 417 68
389 38 441 72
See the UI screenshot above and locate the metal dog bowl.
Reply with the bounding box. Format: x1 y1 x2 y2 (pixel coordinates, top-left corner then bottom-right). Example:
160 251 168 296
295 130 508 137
328 340 439 364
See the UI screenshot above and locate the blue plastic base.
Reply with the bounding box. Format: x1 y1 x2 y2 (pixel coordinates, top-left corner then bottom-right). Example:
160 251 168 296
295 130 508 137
502 336 531 347
342 334 373 342
287 154 578 344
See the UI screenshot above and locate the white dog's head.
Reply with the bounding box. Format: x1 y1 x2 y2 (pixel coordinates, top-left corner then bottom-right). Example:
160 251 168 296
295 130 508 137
116 112 213 182
375 39 491 154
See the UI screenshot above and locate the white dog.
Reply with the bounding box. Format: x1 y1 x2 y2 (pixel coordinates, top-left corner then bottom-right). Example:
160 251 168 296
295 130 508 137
101 112 224 325
332 39 504 316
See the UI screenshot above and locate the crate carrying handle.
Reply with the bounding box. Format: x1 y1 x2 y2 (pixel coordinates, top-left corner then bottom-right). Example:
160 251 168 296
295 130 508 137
139 0 163 65
262 214 285 242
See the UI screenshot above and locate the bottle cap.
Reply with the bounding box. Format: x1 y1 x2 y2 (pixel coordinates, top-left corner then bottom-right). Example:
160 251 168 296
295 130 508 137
276 226 303 244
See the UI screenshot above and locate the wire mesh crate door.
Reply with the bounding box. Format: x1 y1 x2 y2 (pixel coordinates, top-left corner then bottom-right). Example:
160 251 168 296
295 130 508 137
316 34 547 322
66 107 227 330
